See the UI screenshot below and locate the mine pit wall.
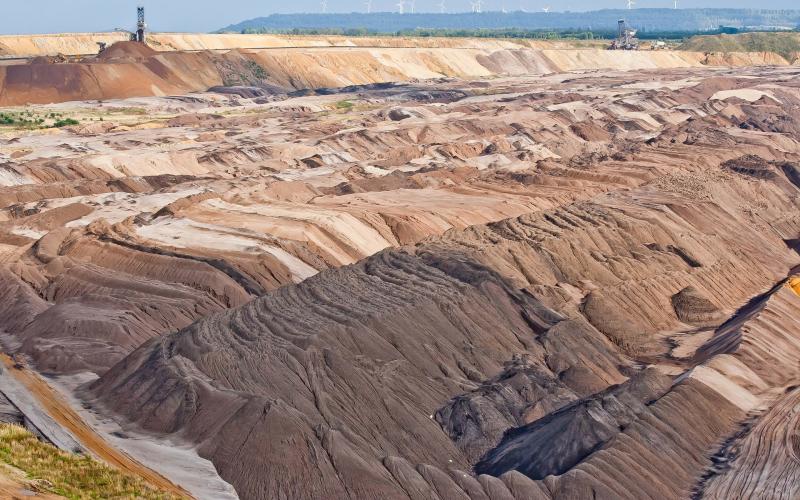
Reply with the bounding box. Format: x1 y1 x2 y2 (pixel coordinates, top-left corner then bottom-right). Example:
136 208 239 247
0 51 226 106
0 33 607 58
0 44 791 106
0 33 131 59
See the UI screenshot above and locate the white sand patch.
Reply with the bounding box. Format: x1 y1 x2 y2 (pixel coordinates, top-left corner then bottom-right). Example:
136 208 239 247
0 167 32 186
519 143 559 161
85 151 210 178
670 329 715 360
705 354 769 394
313 187 540 236
620 78 700 91
137 218 318 282
60 189 204 227
10 227 47 239
362 165 393 177
205 198 392 259
273 165 351 187
546 100 604 121
711 89 778 103
466 153 512 170
660 110 694 125
687 365 760 412
262 246 319 282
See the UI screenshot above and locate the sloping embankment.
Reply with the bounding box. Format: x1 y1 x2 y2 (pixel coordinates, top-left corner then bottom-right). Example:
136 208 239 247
681 32 800 65
0 33 599 58
0 40 791 106
0 47 224 106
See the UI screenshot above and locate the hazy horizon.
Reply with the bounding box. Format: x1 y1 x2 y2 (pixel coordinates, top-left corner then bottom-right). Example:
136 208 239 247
1 1 797 35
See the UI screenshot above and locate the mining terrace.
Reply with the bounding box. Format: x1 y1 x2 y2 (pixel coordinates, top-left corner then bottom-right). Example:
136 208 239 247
1 31 800 500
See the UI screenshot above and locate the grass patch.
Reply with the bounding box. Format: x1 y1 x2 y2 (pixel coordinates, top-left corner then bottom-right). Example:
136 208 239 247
334 100 355 111
0 424 180 499
245 60 268 81
53 118 80 128
106 107 148 116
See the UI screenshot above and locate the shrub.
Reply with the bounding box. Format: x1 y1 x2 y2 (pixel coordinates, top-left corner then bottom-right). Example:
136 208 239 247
335 100 354 110
53 118 80 128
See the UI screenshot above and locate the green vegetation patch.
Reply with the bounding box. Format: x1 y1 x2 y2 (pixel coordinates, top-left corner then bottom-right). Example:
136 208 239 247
0 110 79 130
53 118 80 128
334 99 355 111
106 107 148 115
0 424 178 499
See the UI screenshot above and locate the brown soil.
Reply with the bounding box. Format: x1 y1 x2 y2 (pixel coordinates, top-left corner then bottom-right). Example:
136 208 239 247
0 40 792 106
97 41 158 61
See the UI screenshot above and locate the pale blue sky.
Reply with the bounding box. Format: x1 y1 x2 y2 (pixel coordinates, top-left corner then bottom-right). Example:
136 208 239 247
1 0 792 34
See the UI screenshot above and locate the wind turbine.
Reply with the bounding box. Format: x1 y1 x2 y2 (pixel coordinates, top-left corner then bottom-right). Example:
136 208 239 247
409 0 416 13
365 0 372 12
438 0 446 13
626 0 635 9
397 0 405 13
542 5 550 12
471 0 483 13
321 0 328 13
673 0 677 8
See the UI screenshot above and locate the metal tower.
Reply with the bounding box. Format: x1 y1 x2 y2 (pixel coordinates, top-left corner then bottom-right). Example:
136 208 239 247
136 7 147 43
610 19 639 49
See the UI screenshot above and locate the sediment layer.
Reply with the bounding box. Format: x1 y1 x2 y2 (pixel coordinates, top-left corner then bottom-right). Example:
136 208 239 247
2 52 800 499
0 35 794 106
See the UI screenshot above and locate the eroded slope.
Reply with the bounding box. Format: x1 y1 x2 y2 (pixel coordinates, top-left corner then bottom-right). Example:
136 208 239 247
87 72 800 498
1 36 793 106
2 65 800 499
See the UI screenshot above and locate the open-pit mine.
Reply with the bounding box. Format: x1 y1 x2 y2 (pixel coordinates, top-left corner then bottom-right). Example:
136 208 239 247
1 27 800 500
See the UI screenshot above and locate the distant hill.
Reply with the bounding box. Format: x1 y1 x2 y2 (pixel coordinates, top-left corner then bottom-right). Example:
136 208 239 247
220 9 800 34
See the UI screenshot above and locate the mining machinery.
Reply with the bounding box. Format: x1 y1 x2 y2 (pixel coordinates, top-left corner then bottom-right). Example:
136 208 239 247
136 7 147 43
112 7 147 46
609 19 639 50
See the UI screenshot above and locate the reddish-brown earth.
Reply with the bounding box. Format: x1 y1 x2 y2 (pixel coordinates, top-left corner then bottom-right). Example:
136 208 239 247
2 43 800 499
0 37 794 107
